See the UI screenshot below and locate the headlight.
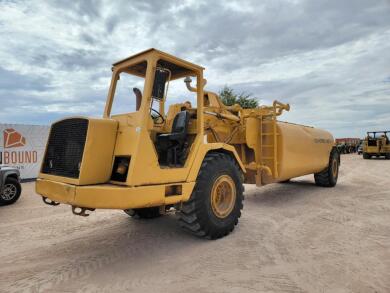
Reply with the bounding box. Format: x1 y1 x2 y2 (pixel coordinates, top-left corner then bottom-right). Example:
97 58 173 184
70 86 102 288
111 156 130 182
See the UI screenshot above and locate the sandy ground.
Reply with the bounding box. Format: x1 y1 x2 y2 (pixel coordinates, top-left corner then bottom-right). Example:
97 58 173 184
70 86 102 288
0 155 389 293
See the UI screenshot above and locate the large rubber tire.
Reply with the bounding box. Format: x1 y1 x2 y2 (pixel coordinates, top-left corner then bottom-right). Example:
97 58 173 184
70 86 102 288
124 207 161 219
385 153 390 160
179 153 244 239
0 177 22 206
363 153 371 159
314 148 339 187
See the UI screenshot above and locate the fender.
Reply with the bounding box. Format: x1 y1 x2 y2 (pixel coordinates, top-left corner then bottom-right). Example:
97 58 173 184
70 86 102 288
186 142 245 184
0 167 20 193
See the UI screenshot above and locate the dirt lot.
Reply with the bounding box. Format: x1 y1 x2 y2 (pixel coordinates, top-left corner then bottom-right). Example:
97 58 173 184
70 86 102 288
1 155 389 293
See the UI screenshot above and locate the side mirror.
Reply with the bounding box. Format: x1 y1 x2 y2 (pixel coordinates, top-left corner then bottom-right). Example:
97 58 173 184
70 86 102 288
152 68 170 100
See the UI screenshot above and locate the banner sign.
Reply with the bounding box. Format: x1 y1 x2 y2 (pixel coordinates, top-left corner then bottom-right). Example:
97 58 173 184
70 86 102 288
0 124 50 179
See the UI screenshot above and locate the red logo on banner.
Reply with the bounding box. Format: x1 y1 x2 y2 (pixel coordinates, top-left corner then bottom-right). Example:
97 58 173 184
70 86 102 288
3 128 26 148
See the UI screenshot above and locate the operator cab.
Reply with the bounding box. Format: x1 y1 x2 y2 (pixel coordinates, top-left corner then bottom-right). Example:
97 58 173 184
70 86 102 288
366 131 390 146
105 49 205 169
147 62 198 167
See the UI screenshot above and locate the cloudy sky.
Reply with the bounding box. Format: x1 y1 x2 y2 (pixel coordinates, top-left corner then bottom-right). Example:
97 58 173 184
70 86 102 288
0 0 389 137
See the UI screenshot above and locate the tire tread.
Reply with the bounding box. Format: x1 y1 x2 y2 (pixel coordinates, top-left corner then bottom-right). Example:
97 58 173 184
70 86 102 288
314 148 339 187
179 152 244 239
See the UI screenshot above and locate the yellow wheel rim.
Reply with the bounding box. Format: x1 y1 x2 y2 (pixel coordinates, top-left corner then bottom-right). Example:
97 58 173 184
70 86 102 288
332 159 338 177
210 175 236 219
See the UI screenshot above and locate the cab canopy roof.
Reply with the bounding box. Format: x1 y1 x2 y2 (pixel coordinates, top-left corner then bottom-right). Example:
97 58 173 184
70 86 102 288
367 131 389 138
367 131 389 134
112 48 204 80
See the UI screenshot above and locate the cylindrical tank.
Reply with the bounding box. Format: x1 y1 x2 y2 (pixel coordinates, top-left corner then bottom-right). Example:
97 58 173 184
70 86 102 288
261 121 334 183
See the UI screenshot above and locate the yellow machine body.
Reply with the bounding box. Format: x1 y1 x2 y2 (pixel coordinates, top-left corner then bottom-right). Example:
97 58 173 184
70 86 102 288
363 131 390 158
267 122 333 182
36 49 335 211
206 103 334 186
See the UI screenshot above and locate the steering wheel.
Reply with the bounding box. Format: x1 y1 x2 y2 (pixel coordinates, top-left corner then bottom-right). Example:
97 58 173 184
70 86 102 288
150 108 165 124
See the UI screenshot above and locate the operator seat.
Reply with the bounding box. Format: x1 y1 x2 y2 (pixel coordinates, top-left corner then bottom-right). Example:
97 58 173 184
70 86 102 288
156 111 190 166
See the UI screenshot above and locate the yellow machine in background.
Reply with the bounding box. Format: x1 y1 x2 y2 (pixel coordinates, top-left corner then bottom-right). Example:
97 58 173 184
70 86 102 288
363 131 390 159
36 49 339 239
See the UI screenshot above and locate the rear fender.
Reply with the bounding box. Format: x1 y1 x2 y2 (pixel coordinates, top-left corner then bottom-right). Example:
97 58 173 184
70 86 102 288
187 143 245 184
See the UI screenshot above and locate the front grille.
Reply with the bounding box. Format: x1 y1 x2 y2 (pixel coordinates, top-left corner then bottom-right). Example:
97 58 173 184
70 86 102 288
42 118 89 178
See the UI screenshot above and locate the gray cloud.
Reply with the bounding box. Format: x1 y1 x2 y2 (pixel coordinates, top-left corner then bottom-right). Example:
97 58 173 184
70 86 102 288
0 0 389 137
0 67 50 91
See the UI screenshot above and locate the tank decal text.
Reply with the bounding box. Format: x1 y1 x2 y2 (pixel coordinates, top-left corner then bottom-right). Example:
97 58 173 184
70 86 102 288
314 138 333 144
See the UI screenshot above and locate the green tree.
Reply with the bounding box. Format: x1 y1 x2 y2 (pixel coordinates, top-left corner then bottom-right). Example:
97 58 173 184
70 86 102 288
219 86 258 109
